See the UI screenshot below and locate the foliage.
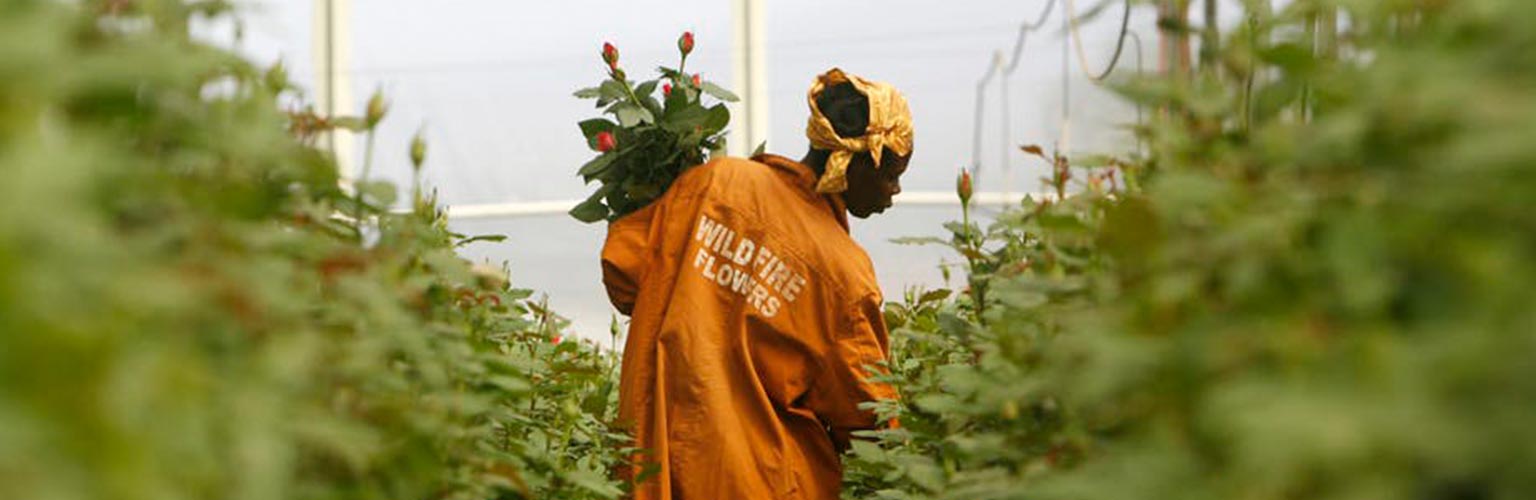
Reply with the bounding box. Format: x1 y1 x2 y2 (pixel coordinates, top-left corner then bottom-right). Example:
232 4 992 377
569 33 740 223
848 0 1536 499
0 2 625 499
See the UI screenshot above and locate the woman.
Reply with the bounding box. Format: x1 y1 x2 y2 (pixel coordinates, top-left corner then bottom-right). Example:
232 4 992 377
602 68 913 500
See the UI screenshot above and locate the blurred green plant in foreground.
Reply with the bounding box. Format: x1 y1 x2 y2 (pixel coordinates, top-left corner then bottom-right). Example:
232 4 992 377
0 2 625 499
847 0 1536 499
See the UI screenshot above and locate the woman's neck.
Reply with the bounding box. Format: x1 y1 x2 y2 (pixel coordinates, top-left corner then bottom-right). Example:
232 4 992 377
801 148 830 177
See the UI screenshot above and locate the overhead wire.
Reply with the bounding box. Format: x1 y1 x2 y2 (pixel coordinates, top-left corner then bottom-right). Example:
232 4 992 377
1062 0 1142 189
1064 0 1144 159
966 0 1140 212
1065 0 1133 83
357 1 1139 207
343 25 1021 77
970 0 1057 190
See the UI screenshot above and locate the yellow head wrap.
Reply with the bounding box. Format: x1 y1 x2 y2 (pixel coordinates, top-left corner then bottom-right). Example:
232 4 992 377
805 68 914 194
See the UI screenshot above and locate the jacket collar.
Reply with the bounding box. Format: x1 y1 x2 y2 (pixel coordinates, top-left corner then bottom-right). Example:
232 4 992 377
752 153 849 232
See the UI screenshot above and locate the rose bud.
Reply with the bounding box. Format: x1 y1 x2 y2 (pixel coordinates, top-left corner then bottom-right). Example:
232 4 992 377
365 87 388 128
602 42 619 68
595 131 617 152
471 262 509 291
551 335 562 344
957 168 973 205
678 31 695 56
663 83 672 97
692 73 702 87
409 130 427 170
264 60 288 91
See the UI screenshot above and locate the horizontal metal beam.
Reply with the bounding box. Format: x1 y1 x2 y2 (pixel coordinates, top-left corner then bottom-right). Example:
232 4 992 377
891 190 1053 207
446 199 581 219
436 190 1053 220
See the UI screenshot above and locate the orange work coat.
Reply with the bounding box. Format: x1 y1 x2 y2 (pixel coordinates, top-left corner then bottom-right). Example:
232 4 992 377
601 154 896 500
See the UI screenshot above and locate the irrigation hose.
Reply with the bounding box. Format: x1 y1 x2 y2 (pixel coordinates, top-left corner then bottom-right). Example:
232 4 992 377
1064 0 1132 83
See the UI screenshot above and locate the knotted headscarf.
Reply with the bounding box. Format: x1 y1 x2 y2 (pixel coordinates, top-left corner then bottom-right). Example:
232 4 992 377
805 68 914 194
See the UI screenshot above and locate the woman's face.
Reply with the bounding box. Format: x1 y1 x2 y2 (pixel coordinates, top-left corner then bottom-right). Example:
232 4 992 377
843 149 910 218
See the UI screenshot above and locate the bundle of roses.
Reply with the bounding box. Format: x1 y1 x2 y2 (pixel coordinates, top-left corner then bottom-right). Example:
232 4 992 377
570 32 740 223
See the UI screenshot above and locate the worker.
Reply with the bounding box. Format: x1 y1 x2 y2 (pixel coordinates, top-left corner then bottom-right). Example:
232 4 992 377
601 68 913 500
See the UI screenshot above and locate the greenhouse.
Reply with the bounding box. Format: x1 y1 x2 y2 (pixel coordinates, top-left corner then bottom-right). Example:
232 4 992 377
2 1 1533 499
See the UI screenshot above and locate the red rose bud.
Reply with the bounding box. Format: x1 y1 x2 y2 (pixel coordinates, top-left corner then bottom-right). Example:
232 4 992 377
602 42 619 68
957 168 973 205
663 83 672 97
678 31 695 56
692 73 702 87
551 335 562 344
595 131 616 152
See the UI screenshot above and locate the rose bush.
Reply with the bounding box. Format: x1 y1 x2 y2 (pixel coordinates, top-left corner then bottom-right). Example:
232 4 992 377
0 2 627 500
848 1 1536 499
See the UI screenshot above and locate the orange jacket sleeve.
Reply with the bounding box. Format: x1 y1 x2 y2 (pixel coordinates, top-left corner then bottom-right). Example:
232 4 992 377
600 204 657 316
806 292 897 449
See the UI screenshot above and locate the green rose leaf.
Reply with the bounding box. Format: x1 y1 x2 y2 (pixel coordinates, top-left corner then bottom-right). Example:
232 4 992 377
569 196 609 223
578 153 617 180
918 289 953 304
633 80 658 98
702 104 730 134
661 104 707 132
700 81 740 102
1257 42 1318 74
596 79 627 107
578 118 617 142
641 95 664 119
598 80 627 100
563 468 625 497
357 180 396 206
1254 77 1302 121
454 234 508 247
614 102 653 127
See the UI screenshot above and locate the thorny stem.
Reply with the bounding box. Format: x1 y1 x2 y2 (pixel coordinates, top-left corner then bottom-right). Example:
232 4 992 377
554 420 576 470
361 128 377 176
353 128 378 234
1054 153 1069 201
611 69 644 105
411 171 420 207
960 199 988 326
